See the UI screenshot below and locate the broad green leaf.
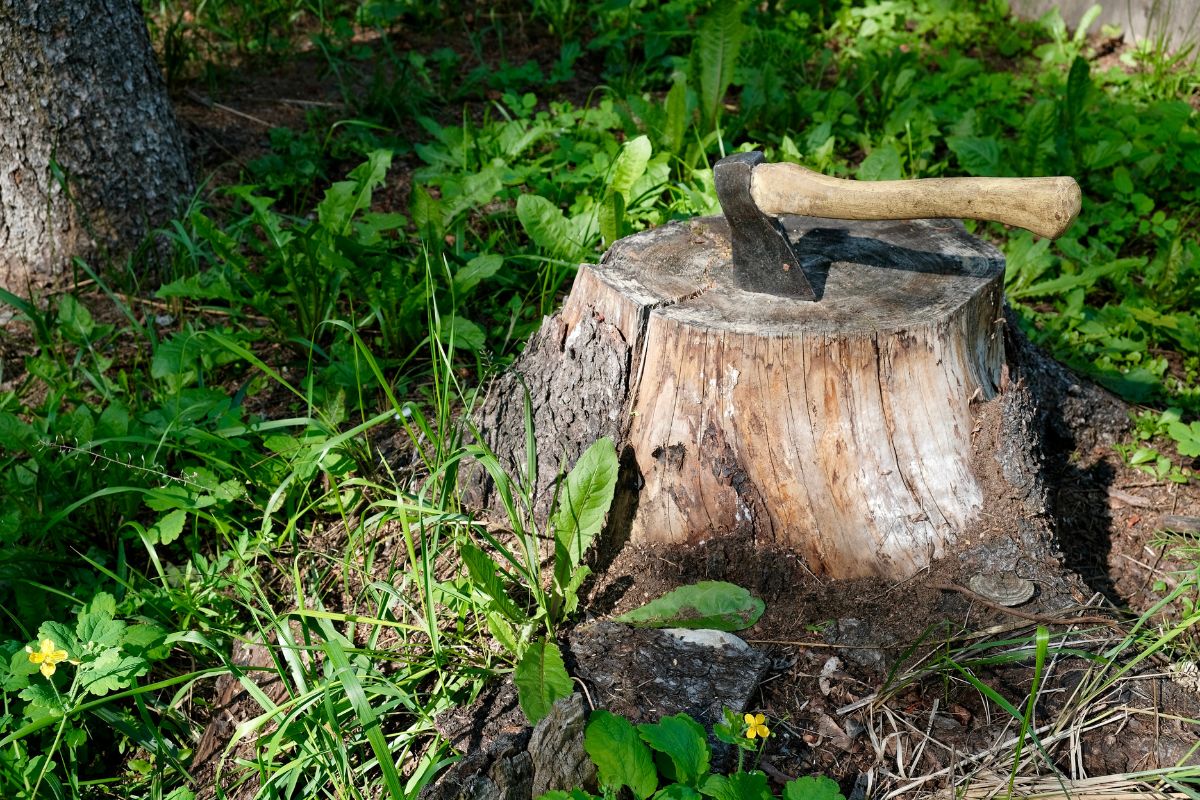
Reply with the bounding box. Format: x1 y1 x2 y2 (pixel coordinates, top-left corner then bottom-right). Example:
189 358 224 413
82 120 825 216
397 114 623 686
600 191 625 247
1019 99 1058 175
1167 421 1200 457
585 710 658 799
19 683 68 715
695 2 746 130
148 509 187 546
1064 57 1091 129
459 542 523 621
517 194 582 261
1112 166 1133 195
614 581 764 631
76 612 126 650
856 144 903 181
514 639 573 725
58 294 94 341
318 149 392 235
655 786 701 800
637 714 709 786
663 77 688 155
78 649 145 696
610 136 652 202
946 136 1001 177
728 773 773 800
440 315 486 352
84 592 118 618
97 402 130 438
539 790 598 800
35 622 78 655
122 624 170 661
455 254 503 293
783 776 845 800
552 437 619 569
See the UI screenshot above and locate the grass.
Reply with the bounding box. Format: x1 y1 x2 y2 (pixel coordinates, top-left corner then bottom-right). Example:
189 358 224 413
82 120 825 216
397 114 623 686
0 0 1198 797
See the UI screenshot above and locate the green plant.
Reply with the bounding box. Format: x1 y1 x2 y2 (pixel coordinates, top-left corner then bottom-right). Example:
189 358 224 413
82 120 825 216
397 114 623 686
540 707 846 800
0 593 178 798
462 434 618 723
614 582 765 631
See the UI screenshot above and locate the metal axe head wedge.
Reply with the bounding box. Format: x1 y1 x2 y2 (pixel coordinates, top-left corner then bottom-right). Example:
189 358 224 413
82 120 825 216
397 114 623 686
714 151 1082 301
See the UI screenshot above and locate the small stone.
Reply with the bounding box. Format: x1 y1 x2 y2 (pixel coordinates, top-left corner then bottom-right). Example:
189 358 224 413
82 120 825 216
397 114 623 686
570 622 770 728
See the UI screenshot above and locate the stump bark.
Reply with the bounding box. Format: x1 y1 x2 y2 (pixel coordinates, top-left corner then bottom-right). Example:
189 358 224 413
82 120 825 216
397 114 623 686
469 215 1027 579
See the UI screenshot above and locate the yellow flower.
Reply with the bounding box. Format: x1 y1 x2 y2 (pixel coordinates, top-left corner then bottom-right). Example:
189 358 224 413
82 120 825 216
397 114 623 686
26 639 72 678
744 712 770 740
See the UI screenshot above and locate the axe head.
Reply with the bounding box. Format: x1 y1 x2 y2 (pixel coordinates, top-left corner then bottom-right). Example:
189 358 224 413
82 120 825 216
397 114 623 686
714 151 817 300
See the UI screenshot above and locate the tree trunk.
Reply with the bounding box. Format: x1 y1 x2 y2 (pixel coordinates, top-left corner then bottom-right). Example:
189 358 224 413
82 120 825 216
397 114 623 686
0 0 191 293
467 215 1065 580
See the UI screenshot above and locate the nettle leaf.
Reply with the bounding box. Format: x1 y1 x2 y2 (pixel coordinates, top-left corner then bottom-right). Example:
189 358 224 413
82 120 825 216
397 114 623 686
946 136 1002 177
614 581 764 631
455 254 503 293
609 135 652 203
856 144 903 181
513 639 573 725
148 509 188 546
585 710 658 800
783 776 846 800
638 714 709 786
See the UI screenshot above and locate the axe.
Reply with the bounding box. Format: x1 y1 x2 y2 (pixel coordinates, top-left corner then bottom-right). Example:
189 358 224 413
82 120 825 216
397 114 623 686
713 151 1082 300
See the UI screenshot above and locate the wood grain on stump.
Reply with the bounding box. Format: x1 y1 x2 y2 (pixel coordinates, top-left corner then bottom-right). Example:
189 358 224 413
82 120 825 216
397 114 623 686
471 215 1007 579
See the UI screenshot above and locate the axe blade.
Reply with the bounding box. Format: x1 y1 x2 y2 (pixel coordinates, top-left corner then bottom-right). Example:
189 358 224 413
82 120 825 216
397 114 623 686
714 151 817 300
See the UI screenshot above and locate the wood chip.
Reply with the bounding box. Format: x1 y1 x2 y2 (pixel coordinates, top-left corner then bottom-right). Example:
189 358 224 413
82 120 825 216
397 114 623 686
1107 487 1153 508
1161 514 1200 534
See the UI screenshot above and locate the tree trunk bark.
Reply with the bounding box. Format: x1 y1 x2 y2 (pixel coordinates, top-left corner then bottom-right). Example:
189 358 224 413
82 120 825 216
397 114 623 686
466 215 1075 580
0 0 191 293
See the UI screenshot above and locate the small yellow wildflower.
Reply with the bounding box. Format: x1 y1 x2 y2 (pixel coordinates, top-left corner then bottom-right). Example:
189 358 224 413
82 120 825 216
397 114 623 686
744 712 770 740
26 639 72 678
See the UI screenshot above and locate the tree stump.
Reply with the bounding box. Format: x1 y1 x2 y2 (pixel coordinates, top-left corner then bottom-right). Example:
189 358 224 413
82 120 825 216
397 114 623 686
469 215 1017 579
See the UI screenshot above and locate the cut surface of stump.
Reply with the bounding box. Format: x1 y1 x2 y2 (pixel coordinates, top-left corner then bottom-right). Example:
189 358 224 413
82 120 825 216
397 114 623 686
471 215 1007 579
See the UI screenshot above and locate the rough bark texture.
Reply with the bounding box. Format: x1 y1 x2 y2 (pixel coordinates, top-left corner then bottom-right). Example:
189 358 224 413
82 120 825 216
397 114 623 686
0 0 191 292
421 694 596 800
469 215 1010 579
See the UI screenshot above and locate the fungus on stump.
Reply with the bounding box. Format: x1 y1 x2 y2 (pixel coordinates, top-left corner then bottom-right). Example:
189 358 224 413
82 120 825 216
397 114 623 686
469 215 1013 580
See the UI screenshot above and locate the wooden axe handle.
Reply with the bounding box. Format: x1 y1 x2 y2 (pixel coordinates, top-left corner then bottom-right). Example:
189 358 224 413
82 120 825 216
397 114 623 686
751 162 1082 239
